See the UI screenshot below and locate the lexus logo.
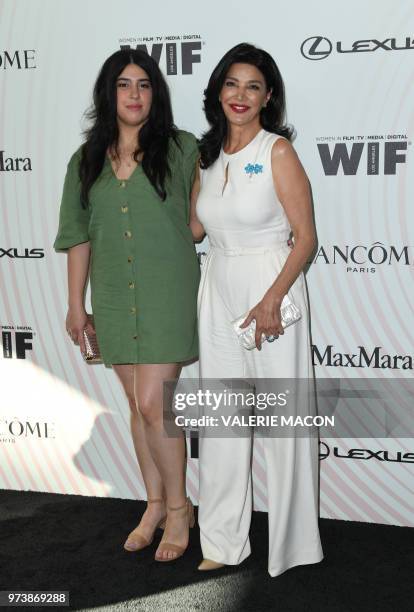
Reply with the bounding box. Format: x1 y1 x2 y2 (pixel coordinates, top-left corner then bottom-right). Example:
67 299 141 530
301 35 414 60
317 442 414 463
301 36 332 60
319 441 330 460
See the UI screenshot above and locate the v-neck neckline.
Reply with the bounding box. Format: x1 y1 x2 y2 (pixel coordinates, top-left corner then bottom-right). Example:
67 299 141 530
105 155 141 182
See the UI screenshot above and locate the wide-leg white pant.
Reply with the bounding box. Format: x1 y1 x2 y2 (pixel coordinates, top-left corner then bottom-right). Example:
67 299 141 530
197 244 324 577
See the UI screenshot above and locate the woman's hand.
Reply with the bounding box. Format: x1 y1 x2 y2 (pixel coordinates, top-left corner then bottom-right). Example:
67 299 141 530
66 242 92 354
239 290 285 350
66 307 95 355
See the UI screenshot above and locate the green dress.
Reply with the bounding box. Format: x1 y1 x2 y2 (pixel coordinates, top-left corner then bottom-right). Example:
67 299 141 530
54 130 200 366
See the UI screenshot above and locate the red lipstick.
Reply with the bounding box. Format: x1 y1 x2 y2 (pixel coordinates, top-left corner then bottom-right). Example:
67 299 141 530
229 104 250 113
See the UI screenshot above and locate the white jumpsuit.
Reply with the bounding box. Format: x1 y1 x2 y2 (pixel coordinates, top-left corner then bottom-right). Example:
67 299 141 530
196 129 324 577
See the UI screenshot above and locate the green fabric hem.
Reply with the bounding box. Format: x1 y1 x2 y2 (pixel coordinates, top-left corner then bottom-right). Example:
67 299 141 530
104 351 199 367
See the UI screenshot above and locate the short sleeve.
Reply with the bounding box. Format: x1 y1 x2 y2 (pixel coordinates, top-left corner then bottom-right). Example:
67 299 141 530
180 132 200 224
53 148 91 251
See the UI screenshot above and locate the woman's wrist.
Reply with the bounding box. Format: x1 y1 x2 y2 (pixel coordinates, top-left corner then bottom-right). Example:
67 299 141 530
266 285 285 303
68 300 85 312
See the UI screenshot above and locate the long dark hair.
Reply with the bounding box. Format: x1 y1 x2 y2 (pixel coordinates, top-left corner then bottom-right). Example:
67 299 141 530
199 43 293 169
79 49 178 207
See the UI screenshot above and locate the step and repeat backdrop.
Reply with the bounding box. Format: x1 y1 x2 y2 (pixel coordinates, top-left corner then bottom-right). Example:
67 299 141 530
1 0 413 526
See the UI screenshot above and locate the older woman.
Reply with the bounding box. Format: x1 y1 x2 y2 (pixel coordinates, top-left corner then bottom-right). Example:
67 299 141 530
190 43 324 576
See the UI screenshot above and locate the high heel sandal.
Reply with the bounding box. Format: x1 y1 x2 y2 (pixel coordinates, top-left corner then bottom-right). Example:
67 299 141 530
123 497 167 552
154 497 195 562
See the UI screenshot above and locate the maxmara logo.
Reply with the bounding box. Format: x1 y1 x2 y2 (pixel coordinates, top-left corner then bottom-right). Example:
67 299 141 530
316 135 409 176
0 49 36 69
119 33 203 75
0 151 32 172
312 345 413 370
311 243 413 274
301 35 414 60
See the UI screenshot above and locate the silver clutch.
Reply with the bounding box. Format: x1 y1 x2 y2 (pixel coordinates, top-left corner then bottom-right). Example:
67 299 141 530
82 315 102 363
231 294 301 350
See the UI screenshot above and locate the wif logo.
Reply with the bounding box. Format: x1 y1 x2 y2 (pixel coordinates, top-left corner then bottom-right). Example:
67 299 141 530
120 34 203 75
316 135 409 175
1 325 35 359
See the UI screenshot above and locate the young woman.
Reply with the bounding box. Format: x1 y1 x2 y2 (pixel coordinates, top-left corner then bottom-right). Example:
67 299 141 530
54 49 199 562
190 43 324 576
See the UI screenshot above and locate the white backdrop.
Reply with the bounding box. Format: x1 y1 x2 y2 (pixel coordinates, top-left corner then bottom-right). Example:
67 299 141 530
0 0 413 526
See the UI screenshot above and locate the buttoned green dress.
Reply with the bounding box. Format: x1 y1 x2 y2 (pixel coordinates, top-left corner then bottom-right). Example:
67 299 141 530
54 130 200 366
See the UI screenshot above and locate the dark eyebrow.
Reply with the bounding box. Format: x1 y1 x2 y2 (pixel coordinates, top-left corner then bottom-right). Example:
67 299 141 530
225 76 263 85
116 77 151 82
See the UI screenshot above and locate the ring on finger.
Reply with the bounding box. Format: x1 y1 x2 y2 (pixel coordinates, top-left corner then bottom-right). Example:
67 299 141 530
266 334 277 342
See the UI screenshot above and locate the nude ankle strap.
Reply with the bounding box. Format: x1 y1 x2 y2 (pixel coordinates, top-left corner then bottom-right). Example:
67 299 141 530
167 497 191 512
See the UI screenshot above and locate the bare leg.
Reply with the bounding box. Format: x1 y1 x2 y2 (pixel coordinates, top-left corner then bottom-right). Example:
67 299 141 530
134 364 191 560
113 364 166 548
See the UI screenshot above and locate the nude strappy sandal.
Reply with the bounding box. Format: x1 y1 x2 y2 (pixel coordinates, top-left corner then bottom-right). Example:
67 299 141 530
123 498 166 552
154 497 195 562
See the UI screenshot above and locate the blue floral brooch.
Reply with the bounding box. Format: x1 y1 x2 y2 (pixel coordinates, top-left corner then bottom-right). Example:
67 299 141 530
244 163 263 176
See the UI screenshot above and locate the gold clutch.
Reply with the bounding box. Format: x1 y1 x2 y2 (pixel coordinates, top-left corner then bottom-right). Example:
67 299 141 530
82 315 102 363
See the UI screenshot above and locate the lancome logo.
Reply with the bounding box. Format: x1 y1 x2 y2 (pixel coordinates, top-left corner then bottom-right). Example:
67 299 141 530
0 417 55 443
0 50 36 69
311 243 413 273
312 345 413 370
